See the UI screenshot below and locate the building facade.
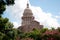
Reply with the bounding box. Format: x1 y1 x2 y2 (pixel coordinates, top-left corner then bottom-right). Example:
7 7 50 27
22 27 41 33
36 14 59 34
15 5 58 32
18 3 43 33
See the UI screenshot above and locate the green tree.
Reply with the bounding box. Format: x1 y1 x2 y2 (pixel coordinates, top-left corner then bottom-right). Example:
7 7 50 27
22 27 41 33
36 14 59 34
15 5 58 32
0 17 21 40
23 28 42 40
0 0 22 40
0 17 9 31
40 28 48 33
0 32 5 40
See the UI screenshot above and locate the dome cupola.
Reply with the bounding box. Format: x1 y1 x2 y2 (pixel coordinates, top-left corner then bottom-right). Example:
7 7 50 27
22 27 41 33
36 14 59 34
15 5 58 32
23 3 33 16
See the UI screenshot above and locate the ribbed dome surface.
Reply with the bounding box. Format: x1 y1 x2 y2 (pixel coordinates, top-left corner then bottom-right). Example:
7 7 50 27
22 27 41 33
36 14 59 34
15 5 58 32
23 3 33 17
24 8 32 14
23 8 33 15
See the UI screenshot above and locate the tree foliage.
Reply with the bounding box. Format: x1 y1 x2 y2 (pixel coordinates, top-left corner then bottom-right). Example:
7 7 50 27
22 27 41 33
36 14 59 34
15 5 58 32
0 0 21 40
19 28 60 40
0 17 21 40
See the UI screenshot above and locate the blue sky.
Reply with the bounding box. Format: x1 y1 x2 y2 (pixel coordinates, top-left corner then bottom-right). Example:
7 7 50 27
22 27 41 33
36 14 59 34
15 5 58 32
30 0 60 23
3 0 60 28
30 0 60 14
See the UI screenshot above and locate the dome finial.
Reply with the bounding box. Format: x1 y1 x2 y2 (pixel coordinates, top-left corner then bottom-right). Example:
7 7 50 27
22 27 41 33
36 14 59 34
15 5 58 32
27 2 29 8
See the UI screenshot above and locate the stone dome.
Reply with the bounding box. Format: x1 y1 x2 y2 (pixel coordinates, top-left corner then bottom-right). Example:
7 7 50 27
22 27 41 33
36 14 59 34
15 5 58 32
23 3 33 16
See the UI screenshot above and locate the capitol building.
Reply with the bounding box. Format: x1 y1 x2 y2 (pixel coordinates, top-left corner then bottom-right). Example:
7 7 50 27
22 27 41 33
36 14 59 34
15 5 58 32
18 3 43 33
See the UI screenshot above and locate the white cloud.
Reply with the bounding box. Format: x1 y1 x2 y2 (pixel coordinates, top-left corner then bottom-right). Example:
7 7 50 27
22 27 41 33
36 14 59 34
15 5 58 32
55 16 60 19
4 0 60 28
4 0 29 28
13 22 19 28
30 6 60 28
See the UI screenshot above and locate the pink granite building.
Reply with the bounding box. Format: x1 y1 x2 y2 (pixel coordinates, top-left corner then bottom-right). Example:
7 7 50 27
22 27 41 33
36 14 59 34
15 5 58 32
18 3 43 33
